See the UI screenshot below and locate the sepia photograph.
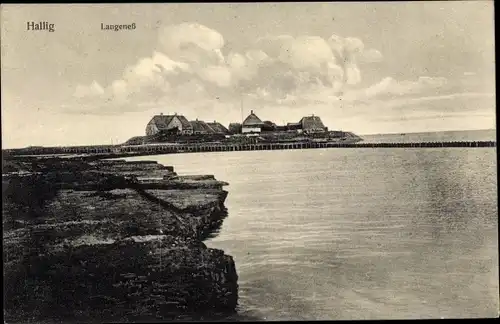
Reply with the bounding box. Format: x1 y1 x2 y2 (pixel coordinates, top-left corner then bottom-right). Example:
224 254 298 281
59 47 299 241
2 1 497 322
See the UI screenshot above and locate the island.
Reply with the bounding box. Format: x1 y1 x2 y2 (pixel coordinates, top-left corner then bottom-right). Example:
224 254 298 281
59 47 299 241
132 110 363 146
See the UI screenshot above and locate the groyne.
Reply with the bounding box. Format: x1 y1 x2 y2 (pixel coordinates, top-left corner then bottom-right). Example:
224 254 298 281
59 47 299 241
3 156 238 322
3 140 496 159
2 141 496 160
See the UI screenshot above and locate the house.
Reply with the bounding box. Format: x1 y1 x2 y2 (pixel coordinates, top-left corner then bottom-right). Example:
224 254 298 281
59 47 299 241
228 123 242 135
286 122 302 131
299 115 327 133
287 115 327 134
242 110 265 134
207 121 230 135
262 120 277 132
190 119 215 135
145 113 193 136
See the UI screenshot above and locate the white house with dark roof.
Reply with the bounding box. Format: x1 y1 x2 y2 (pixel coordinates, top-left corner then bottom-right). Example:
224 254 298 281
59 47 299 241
145 113 193 136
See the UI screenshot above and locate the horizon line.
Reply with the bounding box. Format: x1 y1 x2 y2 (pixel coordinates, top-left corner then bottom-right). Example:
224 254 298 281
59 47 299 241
357 128 496 137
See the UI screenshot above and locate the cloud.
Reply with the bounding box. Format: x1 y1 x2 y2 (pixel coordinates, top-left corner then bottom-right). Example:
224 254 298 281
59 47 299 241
255 35 294 58
197 65 232 88
226 50 267 82
245 74 452 107
360 48 383 63
328 35 364 85
234 34 371 100
361 76 449 98
158 22 225 67
358 92 496 134
71 22 387 113
73 81 104 98
278 36 334 70
254 73 491 109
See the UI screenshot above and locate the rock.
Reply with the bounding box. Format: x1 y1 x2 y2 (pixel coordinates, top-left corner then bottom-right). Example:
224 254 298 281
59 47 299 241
5 236 238 322
3 156 237 322
179 175 216 181
137 178 229 190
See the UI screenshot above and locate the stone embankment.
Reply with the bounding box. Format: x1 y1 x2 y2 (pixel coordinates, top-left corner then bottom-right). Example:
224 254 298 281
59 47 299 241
3 156 237 322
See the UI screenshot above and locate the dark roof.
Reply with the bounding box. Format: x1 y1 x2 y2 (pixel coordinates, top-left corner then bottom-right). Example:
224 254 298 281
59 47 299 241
175 115 193 130
299 116 325 130
190 120 215 133
228 123 241 133
149 114 193 130
242 110 264 126
148 115 175 129
207 122 229 134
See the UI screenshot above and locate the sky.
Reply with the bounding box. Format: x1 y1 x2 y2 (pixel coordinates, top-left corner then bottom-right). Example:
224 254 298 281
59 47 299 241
1 2 496 148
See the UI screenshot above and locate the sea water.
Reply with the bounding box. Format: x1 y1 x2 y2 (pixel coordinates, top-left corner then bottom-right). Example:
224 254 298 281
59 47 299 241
126 130 498 320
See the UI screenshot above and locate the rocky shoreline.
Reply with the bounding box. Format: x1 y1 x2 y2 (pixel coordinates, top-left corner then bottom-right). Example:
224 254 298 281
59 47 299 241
3 156 238 322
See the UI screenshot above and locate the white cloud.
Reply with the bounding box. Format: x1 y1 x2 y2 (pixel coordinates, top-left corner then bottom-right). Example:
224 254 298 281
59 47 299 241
327 34 365 85
110 79 128 99
360 48 383 63
152 51 190 73
278 36 335 70
73 81 104 98
256 35 294 58
71 23 390 112
361 76 449 98
158 22 225 67
159 22 225 52
198 65 232 88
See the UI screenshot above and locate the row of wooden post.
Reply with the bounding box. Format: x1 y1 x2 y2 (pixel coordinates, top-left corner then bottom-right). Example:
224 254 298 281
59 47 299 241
4 141 496 156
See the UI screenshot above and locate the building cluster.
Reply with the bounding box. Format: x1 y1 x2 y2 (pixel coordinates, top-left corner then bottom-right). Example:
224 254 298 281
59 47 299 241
145 113 230 136
235 110 328 135
145 110 328 137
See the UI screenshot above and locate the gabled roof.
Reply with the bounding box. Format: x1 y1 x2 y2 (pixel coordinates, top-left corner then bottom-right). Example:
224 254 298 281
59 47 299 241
148 114 193 130
207 122 229 134
175 115 193 130
190 120 215 133
300 116 325 130
148 115 175 129
242 110 264 126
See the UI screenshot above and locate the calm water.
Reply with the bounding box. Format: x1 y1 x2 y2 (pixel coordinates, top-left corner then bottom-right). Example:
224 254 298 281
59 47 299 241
359 129 496 144
126 131 498 320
